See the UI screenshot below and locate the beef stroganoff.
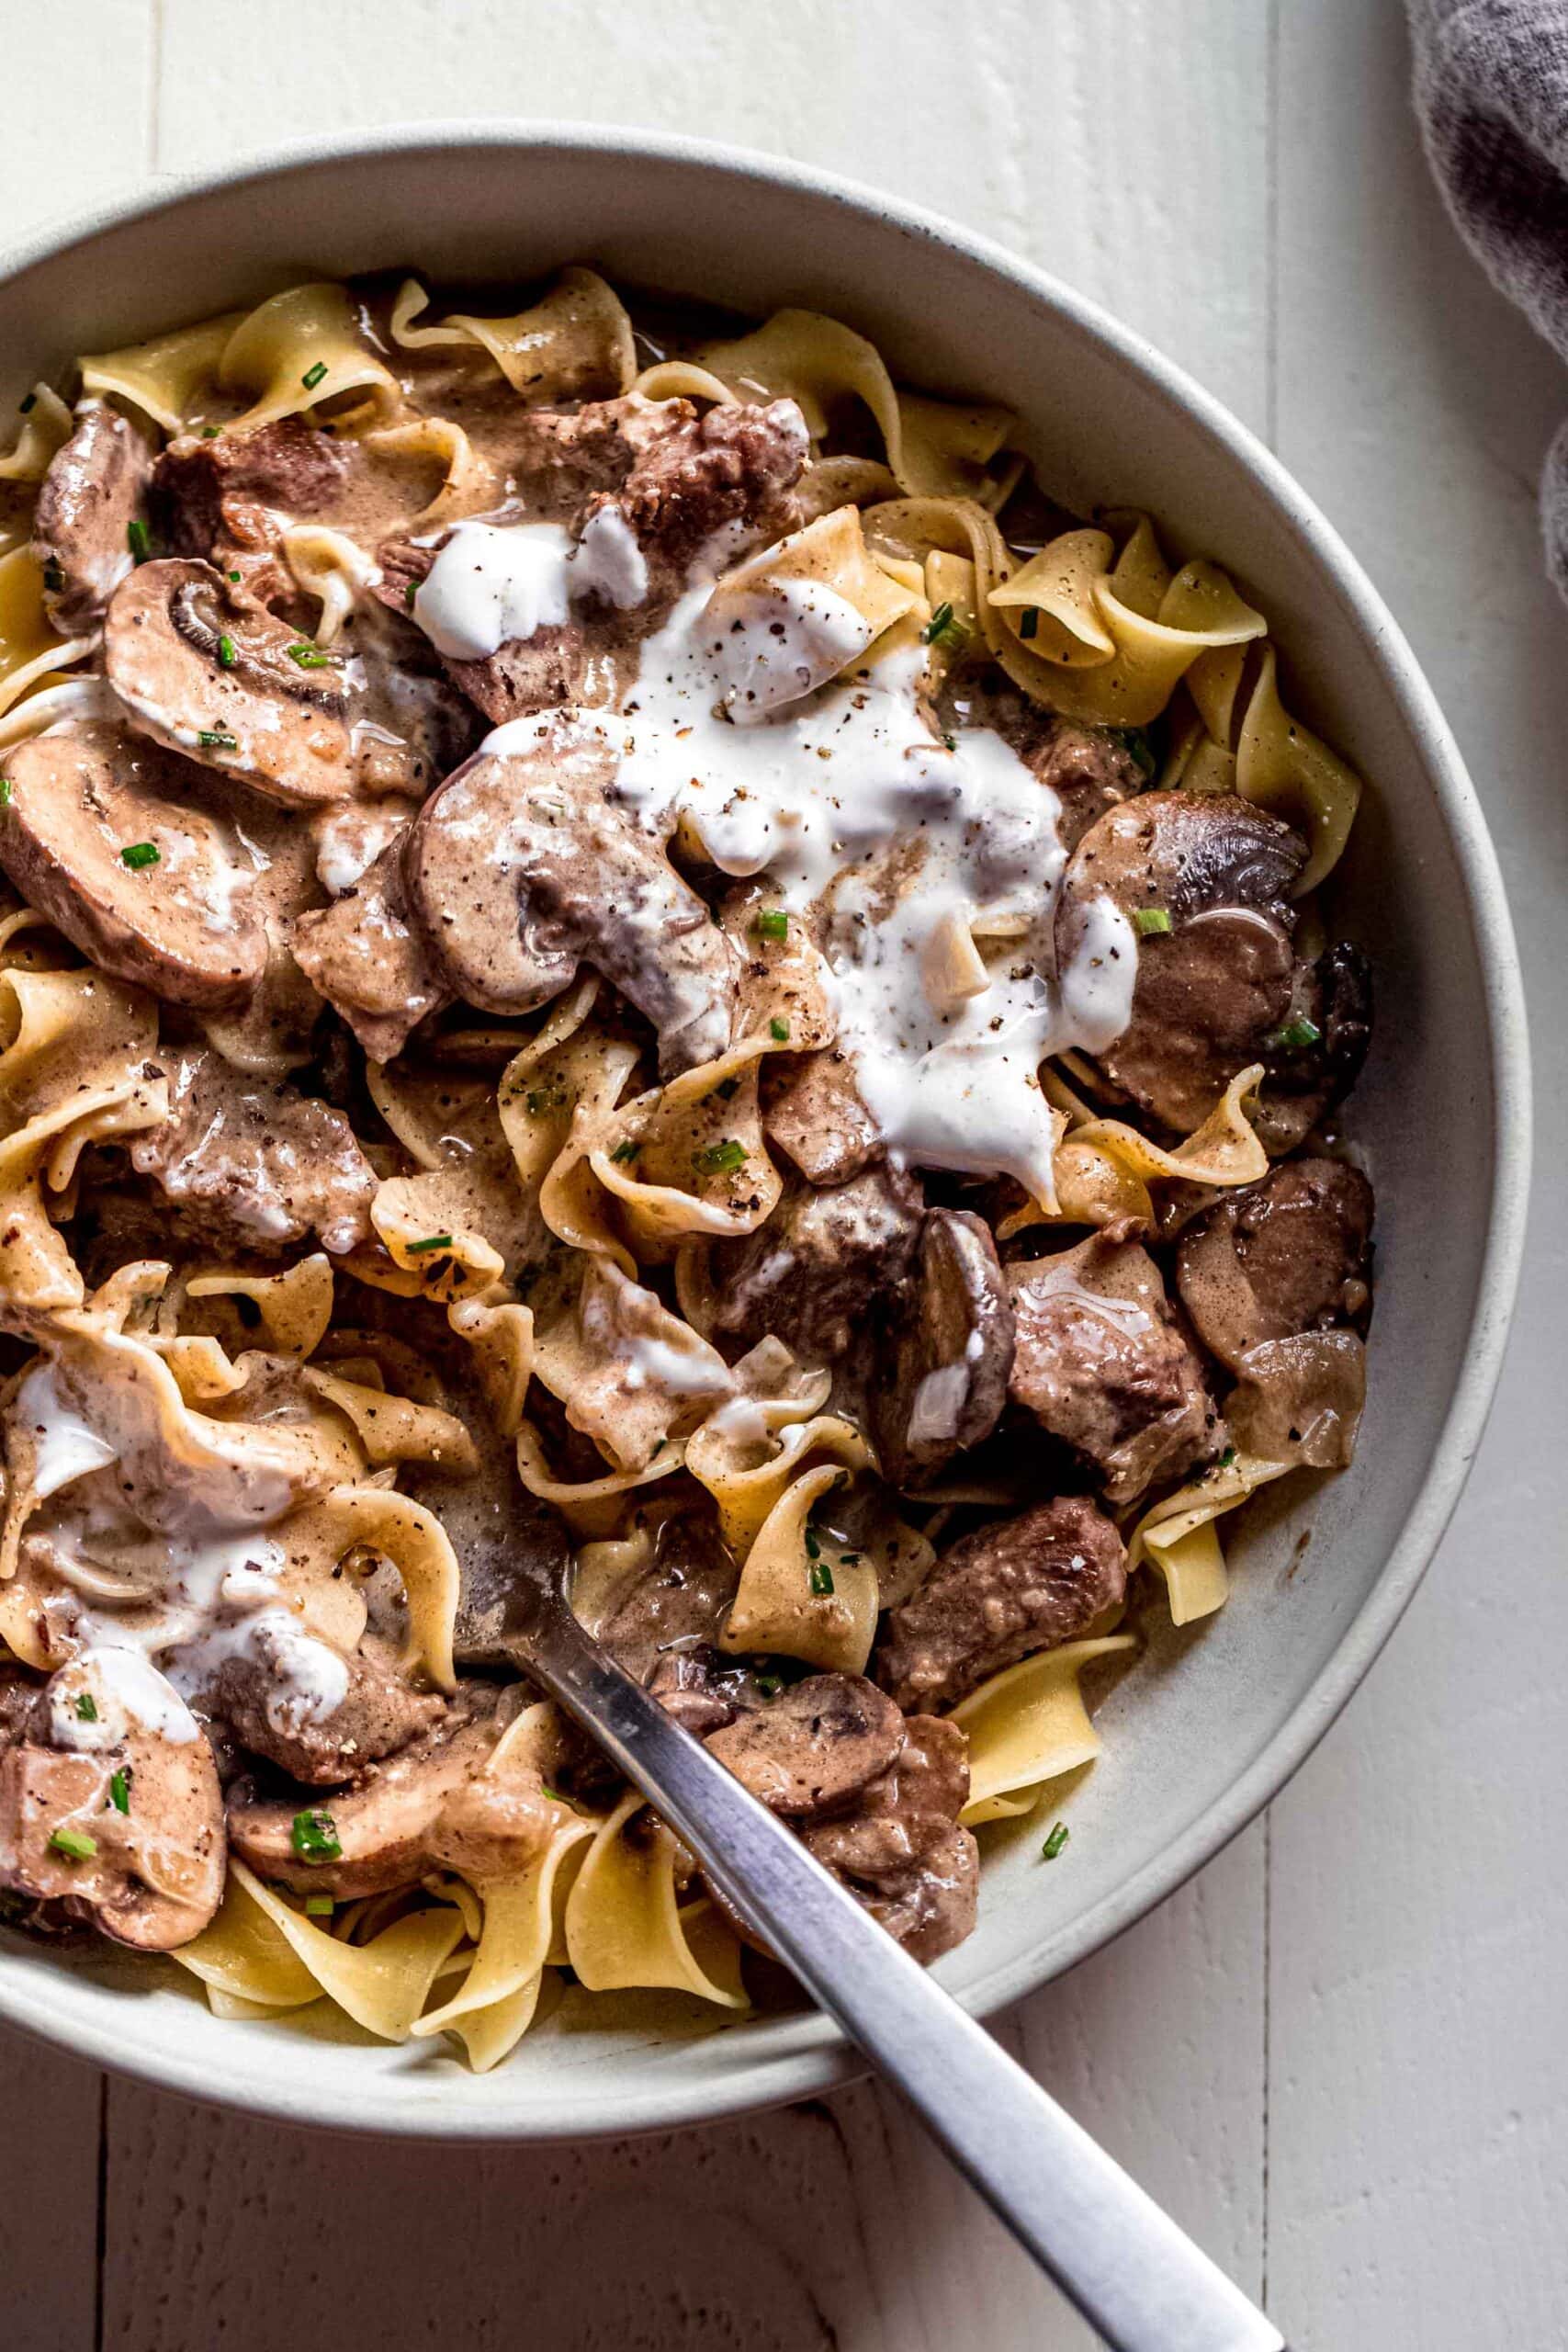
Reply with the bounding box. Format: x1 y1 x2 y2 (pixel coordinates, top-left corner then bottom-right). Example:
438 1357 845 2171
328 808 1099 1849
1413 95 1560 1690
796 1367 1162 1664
0 268 1373 2066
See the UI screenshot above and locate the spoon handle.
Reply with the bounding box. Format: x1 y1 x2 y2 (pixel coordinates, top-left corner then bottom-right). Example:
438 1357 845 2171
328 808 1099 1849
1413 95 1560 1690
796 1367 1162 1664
528 1608 1284 2352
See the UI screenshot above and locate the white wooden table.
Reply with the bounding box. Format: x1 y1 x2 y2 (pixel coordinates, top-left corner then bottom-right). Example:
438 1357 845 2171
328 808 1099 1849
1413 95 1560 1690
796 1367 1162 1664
3 6 1563 2346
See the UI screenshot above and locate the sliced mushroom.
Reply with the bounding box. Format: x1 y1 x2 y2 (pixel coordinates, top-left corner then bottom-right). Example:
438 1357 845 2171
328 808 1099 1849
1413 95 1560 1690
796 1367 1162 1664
761 1048 884 1185
1007 1221 1225 1506
104 557 355 806
1226 1329 1367 1469
198 1645 446 1787
225 1699 556 1899
0 1674 223 1951
705 1673 906 1817
129 1046 378 1256
797 1716 977 1962
875 1495 1126 1712
1175 1155 1374 1374
1056 790 1307 1132
405 718 738 1072
705 1166 924 1369
0 721 266 1009
291 836 452 1062
870 1209 1015 1489
32 401 154 635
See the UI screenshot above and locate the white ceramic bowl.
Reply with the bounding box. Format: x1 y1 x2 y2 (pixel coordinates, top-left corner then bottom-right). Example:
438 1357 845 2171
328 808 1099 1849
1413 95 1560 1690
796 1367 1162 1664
0 126 1530 2141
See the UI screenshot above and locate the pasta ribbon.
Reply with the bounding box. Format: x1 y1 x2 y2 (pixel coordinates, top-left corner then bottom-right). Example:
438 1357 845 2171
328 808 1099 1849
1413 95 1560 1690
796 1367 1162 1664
719 1459 879 1673
639 309 1015 501
302 1366 479 1476
1128 1451 1292 1623
514 1418 682 1540
953 1634 1139 1826
529 1255 735 1475
280 526 382 646
703 505 919 707
1235 647 1362 894
219 284 400 432
320 1486 460 1689
79 311 243 434
0 385 73 482
369 1061 536 1300
185 1254 335 1358
0 548 93 720
564 1789 748 2008
390 270 635 401
411 1815 594 2071
1075 1061 1269 1182
362 417 498 529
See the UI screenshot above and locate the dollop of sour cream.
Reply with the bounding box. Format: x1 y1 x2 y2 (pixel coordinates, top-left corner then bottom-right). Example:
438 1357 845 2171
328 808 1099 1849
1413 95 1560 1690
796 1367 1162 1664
414 508 650 662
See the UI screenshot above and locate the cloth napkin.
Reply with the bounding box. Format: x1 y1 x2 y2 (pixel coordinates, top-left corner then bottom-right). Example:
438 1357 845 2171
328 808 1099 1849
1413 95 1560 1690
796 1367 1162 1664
1411 0 1568 598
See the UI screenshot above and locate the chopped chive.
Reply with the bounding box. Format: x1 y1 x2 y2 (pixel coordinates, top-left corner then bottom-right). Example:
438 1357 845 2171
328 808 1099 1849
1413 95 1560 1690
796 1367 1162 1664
609 1139 640 1164
18 391 36 415
540 1785 570 1806
290 1807 341 1863
524 1081 567 1115
694 1137 746 1176
404 581 418 609
921 600 966 649
198 728 239 752
405 1232 453 1253
1133 906 1172 937
754 908 788 942
227 569 242 584
301 359 329 391
107 1769 131 1815
49 1826 96 1862
1267 1017 1322 1050
41 559 65 594
803 1528 821 1561
1217 1445 1237 1471
1018 606 1040 640
201 424 220 439
808 1559 835 1598
126 518 152 561
942 730 957 751
216 632 237 670
119 841 160 870
74 1693 98 1722
303 1894 334 1917
1042 1820 1070 1861
0 776 13 808
768 1016 790 1043
287 640 334 670
754 1674 784 1700
1112 726 1159 780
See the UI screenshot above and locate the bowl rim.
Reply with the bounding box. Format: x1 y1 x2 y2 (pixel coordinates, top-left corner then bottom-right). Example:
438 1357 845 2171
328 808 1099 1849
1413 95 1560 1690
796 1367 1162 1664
0 119 1533 2142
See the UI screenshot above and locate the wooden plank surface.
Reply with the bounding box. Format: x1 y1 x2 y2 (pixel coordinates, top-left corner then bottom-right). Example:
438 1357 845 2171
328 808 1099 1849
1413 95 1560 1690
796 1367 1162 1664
0 3 1562 2345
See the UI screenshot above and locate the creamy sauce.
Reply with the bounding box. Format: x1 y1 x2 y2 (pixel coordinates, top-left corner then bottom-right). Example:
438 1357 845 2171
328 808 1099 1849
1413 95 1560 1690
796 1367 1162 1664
414 507 650 662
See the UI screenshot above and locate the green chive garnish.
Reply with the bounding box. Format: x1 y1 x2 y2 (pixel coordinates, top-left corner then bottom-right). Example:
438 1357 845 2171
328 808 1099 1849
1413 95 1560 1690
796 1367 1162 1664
1112 726 1159 780
755 908 788 942
405 1233 453 1254
290 1807 341 1863
808 1560 835 1598
1042 1821 1069 1860
301 360 329 391
694 1138 746 1176
126 518 152 561
754 1674 784 1700
119 841 159 870
1018 606 1040 639
216 633 237 670
768 1016 790 1043
1217 1445 1237 1471
609 1140 640 1164
0 776 12 808
921 600 966 649
287 641 333 670
227 569 243 583
201 424 220 439
1268 1017 1322 1050
49 1826 96 1862
198 729 239 752
1133 907 1172 937
107 1769 130 1815
74 1693 98 1722
404 581 418 609
304 1894 334 1917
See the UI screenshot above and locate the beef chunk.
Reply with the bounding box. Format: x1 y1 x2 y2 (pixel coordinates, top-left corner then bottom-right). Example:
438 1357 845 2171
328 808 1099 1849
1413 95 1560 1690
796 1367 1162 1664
200 1646 445 1786
1007 1222 1224 1504
871 1208 1015 1488
705 1674 907 1817
153 415 355 579
1176 1156 1374 1373
290 837 451 1062
32 401 153 634
705 1166 923 1368
876 1497 1127 1712
798 1716 977 1963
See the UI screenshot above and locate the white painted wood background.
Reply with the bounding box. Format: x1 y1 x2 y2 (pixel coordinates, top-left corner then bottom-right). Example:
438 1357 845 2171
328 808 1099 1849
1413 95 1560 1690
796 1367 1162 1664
1 4 1563 2345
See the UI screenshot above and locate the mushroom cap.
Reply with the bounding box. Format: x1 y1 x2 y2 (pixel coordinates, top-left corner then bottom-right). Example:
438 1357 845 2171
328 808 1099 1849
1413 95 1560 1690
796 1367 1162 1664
104 556 355 806
871 1208 1016 1489
0 720 267 1009
1176 1155 1375 1373
705 1673 906 1817
32 401 153 637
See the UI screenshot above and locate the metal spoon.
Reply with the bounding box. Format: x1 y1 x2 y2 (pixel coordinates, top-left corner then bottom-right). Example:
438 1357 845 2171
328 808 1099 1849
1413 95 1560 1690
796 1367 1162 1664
457 1544 1285 2352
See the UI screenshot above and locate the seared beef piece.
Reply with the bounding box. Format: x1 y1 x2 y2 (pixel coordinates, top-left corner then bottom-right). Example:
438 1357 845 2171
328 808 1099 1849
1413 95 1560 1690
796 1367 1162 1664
199 1647 445 1787
403 721 737 1074
954 676 1145 848
0 722 265 1011
798 1716 977 1963
153 416 354 573
1055 790 1307 1134
379 393 808 726
871 1209 1016 1489
591 1511 750 1737
291 837 451 1062
876 1496 1127 1713
761 1049 883 1185
0 1672 224 1952
705 1166 924 1368
130 1046 377 1257
226 1692 555 1899
705 1674 907 1816
1007 1221 1224 1506
105 557 355 808
1176 1156 1374 1374
342 600 483 797
32 401 153 634
1252 942 1373 1154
